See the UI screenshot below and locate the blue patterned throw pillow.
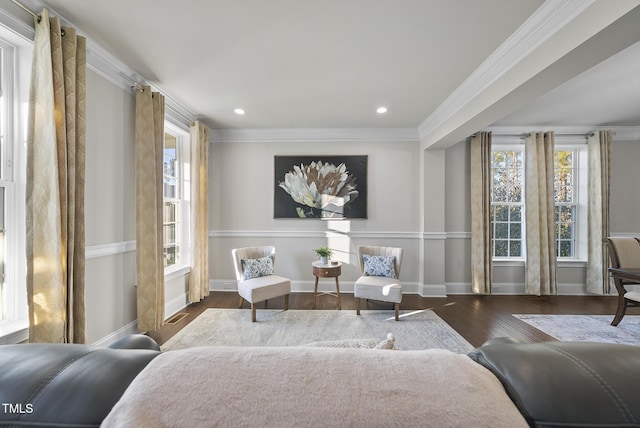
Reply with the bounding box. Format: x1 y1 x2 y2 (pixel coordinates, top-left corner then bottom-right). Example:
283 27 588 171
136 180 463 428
241 256 274 280
362 255 397 278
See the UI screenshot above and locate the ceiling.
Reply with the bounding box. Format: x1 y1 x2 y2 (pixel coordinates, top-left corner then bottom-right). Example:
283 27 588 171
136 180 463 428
20 0 640 144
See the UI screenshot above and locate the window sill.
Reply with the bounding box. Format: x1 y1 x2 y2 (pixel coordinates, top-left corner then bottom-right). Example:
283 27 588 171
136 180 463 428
493 258 587 268
165 264 191 281
0 319 29 344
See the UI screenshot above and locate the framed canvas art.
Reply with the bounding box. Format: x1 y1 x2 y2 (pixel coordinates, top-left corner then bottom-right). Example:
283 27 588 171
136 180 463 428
274 155 367 219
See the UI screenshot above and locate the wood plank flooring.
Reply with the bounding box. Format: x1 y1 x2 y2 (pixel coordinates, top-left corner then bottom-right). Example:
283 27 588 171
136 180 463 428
147 292 632 348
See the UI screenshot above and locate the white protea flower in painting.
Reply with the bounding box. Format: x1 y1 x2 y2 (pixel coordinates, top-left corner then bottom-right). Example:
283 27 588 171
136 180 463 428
279 161 359 218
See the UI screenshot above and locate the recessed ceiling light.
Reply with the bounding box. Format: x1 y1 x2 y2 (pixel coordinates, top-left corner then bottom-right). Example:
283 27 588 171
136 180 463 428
234 108 245 115
376 106 387 114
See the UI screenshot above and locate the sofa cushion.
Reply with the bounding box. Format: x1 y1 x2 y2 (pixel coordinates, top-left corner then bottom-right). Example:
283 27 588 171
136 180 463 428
103 346 528 427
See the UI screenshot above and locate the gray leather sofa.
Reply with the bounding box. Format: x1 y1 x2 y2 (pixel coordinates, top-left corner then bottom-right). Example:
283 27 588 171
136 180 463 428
0 334 160 427
469 338 640 428
1 335 638 427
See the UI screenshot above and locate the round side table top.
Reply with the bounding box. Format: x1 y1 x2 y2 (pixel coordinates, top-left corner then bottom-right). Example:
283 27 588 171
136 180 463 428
312 260 342 268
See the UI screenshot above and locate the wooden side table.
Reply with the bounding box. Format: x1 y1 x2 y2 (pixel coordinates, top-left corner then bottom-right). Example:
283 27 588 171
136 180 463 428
312 260 342 309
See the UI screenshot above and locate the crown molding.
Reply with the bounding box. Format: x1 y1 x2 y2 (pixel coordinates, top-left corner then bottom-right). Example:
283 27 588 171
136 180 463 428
210 127 419 143
418 0 597 141
9 0 198 127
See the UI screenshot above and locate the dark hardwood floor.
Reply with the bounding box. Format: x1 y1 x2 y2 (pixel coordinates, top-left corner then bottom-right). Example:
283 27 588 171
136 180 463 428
147 291 631 348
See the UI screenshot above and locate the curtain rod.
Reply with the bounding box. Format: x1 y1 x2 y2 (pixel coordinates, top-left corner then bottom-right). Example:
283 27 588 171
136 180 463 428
131 83 195 126
11 0 65 35
472 131 616 139
11 0 40 22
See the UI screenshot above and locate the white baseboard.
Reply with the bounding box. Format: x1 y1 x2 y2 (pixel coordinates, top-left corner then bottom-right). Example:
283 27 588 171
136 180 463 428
446 282 591 295
165 293 190 319
421 284 447 297
211 279 434 297
92 320 138 347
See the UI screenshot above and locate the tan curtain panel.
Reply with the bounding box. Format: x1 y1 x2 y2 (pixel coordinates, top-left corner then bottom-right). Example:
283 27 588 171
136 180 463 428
188 121 210 303
135 86 165 332
470 132 492 294
586 130 612 294
27 9 86 343
524 132 557 296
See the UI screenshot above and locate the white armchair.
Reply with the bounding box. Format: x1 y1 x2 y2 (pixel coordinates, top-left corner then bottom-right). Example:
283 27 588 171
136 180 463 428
232 246 291 322
354 245 403 321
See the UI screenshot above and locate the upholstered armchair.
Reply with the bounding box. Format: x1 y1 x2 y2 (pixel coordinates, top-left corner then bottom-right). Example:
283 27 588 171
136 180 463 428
232 246 291 322
354 246 403 321
604 237 640 326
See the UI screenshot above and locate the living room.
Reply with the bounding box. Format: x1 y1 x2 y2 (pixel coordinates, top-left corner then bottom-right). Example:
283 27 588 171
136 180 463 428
0 0 639 349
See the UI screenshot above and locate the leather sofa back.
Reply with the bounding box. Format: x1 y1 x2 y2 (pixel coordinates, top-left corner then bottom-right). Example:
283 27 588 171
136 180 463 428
469 340 640 428
0 335 160 427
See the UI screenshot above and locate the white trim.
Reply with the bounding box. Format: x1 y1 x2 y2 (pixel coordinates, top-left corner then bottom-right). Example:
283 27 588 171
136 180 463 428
423 232 447 240
210 279 426 296
0 319 28 344
446 281 592 296
165 293 189 320
210 128 419 143
209 229 422 239
0 6 34 43
421 284 447 297
446 232 471 239
418 0 596 140
85 240 136 259
4 0 198 128
91 320 138 347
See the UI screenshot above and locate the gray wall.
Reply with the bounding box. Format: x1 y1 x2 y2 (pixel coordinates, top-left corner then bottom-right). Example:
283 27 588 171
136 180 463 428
209 139 422 293
84 70 137 343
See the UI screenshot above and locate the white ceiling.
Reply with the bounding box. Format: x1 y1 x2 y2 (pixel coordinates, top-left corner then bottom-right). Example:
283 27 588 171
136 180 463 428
19 0 640 143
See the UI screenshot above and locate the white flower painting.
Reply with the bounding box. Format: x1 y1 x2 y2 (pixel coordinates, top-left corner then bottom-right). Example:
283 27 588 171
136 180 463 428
274 156 367 219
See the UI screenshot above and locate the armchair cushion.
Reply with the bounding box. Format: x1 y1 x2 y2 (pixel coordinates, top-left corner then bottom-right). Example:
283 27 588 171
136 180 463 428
241 256 274 280
362 254 397 278
354 275 402 303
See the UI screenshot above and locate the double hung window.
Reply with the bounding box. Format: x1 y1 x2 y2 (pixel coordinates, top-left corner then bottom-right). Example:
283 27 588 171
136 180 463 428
490 142 586 261
163 123 190 272
0 35 27 333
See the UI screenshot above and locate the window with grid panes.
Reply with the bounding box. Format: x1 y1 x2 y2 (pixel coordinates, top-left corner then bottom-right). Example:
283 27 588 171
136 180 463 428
491 148 524 258
490 143 585 260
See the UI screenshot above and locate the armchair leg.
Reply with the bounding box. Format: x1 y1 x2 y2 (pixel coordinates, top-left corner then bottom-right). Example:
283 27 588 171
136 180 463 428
356 297 360 315
238 297 244 309
394 303 400 321
251 303 256 322
284 294 289 311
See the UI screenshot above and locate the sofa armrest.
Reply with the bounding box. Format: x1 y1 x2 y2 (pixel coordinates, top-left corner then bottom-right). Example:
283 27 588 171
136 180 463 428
0 340 160 427
469 340 640 428
108 333 161 351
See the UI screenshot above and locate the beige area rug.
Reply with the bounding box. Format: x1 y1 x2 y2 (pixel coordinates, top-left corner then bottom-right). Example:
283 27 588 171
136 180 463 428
161 309 474 353
514 314 640 346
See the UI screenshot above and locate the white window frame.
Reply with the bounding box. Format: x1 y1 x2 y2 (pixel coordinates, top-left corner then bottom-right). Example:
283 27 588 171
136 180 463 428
490 138 588 263
0 29 29 343
556 143 588 261
491 144 525 262
163 121 191 277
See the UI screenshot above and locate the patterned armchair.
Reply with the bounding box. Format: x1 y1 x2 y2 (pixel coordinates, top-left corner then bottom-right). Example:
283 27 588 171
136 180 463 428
354 246 403 321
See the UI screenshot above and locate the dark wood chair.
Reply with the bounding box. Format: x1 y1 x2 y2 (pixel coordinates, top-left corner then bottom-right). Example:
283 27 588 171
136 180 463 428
604 237 640 326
